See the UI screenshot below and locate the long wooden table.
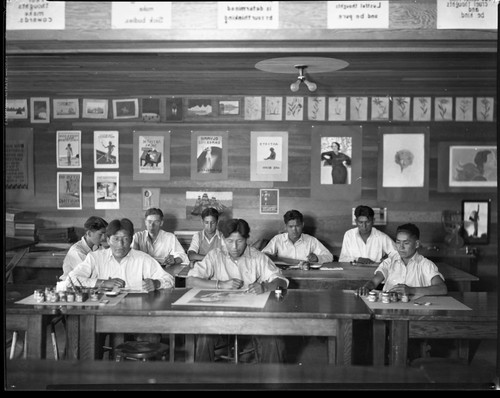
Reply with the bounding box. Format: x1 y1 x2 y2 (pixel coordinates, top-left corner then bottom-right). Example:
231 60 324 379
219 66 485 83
282 262 479 292
369 291 497 366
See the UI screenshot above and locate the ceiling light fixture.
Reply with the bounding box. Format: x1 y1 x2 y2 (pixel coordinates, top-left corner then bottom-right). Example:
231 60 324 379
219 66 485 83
290 65 317 92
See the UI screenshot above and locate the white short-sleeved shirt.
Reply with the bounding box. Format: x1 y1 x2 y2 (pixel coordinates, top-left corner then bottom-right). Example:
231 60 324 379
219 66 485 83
132 229 189 264
338 227 397 263
61 236 103 280
188 230 225 256
261 233 333 264
374 252 445 292
187 245 288 289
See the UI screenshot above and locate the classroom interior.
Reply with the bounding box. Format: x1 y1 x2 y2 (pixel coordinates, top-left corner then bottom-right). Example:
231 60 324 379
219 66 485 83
4 1 499 390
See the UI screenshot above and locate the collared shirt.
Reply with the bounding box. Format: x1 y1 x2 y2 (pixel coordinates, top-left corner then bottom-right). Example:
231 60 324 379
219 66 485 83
187 245 289 289
64 248 174 290
338 227 397 263
188 230 225 256
132 229 189 264
374 252 444 292
61 236 102 280
261 233 333 264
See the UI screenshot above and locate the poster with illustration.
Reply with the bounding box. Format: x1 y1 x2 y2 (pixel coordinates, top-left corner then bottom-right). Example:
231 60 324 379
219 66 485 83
56 131 81 168
142 188 160 210
133 131 170 181
260 189 279 215
57 172 82 210
251 131 288 181
462 200 490 245
449 145 497 187
185 191 233 220
320 136 352 185
190 131 228 180
94 131 119 168
94 172 119 209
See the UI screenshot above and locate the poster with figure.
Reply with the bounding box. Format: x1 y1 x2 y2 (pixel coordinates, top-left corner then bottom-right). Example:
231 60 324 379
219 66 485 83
250 131 288 181
94 172 119 209
57 131 81 168
133 131 170 180
142 188 160 210
190 131 228 181
260 189 279 215
462 200 490 245
6 127 34 201
186 191 233 220
320 136 352 185
449 145 497 187
94 131 119 168
57 172 82 210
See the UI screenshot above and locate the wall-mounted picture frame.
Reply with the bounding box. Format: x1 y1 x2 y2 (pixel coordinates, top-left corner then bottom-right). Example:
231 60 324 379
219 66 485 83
186 190 233 221
218 99 240 116
113 98 139 119
260 189 279 215
349 97 368 121
264 96 283 121
141 97 160 122
57 172 82 210
462 199 490 245
190 131 228 181
185 98 214 120
83 99 109 119
30 97 50 123
434 97 453 121
6 99 28 119
308 97 326 121
455 97 473 122
166 97 183 121
94 130 119 168
94 171 120 210
392 97 411 121
53 98 79 119
250 131 288 181
6 127 35 201
56 130 81 169
371 96 389 121
285 97 304 121
244 96 262 120
437 142 497 192
133 131 171 181
476 97 494 122
328 97 347 121
412 97 431 121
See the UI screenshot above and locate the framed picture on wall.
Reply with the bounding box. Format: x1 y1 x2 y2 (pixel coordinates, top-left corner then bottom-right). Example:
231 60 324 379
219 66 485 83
166 97 183 121
94 171 119 210
6 127 35 201
250 131 288 181
244 96 262 120
185 98 214 120
328 97 347 121
476 97 494 121
56 131 81 169
142 187 160 210
349 97 368 121
57 172 82 210
308 97 326 121
260 189 279 215
264 96 283 121
462 199 490 245
190 131 228 181
30 97 50 123
83 99 108 119
112 98 139 119
133 131 171 181
141 97 160 122
218 99 240 116
392 97 411 121
285 97 304 121
94 131 119 168
53 98 79 119
370 96 389 121
434 97 453 121
6 99 28 119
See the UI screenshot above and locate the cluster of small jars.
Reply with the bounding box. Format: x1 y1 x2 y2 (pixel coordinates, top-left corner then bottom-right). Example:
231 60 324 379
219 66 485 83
367 290 409 303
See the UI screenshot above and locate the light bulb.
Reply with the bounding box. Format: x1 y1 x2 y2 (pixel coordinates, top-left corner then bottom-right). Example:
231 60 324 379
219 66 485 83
290 80 301 92
304 79 317 92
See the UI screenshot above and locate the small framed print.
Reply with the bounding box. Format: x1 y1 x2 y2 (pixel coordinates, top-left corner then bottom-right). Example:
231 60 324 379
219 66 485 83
260 189 279 215
141 97 160 122
57 131 81 168
94 171 119 210
53 98 79 119
94 131 119 168
30 97 50 123
191 131 228 181
476 97 494 121
166 97 183 121
57 172 82 210
113 98 139 119
434 97 453 121
349 97 368 121
186 98 213 120
6 99 28 119
328 97 347 121
142 188 160 210
244 96 262 120
218 99 240 116
413 97 431 121
462 199 490 245
371 97 389 121
264 97 283 121
133 131 171 181
392 97 411 121
308 97 326 121
83 99 109 119
455 97 473 121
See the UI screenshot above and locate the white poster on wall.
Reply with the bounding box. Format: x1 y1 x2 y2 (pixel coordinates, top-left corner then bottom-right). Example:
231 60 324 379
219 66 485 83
6 0 65 30
111 2 171 29
437 0 498 29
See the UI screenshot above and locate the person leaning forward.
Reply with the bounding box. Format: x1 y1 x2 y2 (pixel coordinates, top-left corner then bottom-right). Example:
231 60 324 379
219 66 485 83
186 218 289 363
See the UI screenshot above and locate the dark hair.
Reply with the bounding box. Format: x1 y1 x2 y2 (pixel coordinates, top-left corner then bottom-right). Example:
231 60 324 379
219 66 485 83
145 208 164 219
201 207 219 221
219 219 250 239
106 218 134 238
283 209 303 224
474 150 492 174
332 142 340 150
354 205 375 219
84 216 108 232
396 223 420 240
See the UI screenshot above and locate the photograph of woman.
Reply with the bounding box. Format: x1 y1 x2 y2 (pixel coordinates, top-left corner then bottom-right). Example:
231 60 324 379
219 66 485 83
320 140 352 184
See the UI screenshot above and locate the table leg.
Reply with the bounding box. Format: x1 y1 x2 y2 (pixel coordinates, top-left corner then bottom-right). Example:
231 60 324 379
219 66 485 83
389 320 408 366
185 334 195 362
373 319 386 366
79 315 97 360
26 315 46 359
65 315 79 359
335 319 352 365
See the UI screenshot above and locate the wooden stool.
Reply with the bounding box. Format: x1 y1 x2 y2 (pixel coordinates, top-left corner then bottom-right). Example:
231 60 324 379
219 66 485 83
114 341 169 362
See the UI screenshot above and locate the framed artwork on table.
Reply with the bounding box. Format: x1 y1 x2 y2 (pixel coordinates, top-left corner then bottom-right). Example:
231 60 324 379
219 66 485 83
53 98 79 119
462 199 490 245
311 125 362 201
377 126 429 202
437 142 497 192
6 99 28 119
133 131 170 181
83 99 108 119
30 97 50 123
112 98 139 119
190 131 228 181
250 131 288 181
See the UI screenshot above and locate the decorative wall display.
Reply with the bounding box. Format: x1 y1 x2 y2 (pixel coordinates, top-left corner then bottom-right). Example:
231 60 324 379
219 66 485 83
285 97 304 121
434 97 453 121
83 99 109 119
462 199 490 245
6 127 34 201
94 171 119 209
476 97 494 121
218 99 240 116
30 97 50 123
57 172 82 210
260 189 279 215
328 97 347 121
370 96 389 121
112 98 139 119
412 97 431 121
53 98 79 119
56 130 81 168
244 96 262 120
311 125 362 201
186 190 233 221
454 97 473 121
141 98 160 122
142 188 160 210
186 98 213 119
377 126 429 202
250 131 288 181
308 97 326 121
190 131 228 181
94 131 119 168
166 97 183 121
133 131 170 181
6 99 28 119
264 96 283 121
392 97 411 121
349 97 368 121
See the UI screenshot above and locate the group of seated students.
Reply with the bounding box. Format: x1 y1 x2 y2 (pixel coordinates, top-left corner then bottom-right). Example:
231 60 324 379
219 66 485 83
59 204 447 363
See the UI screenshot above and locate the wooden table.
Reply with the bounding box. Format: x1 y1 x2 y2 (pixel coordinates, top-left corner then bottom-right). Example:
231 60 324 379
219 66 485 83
283 262 479 292
5 237 38 282
55 288 370 364
369 292 497 366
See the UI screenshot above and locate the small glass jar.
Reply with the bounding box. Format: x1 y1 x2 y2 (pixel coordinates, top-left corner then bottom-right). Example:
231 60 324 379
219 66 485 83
381 292 391 304
401 294 409 303
34 289 45 303
67 291 75 302
367 291 377 302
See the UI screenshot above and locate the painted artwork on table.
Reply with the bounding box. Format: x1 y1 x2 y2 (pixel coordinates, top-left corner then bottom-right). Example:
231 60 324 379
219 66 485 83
166 97 183 121
244 96 262 120
328 97 347 121
250 131 288 181
371 97 389 121
412 97 431 121
83 99 108 119
392 97 411 121
172 288 270 309
264 97 283 121
53 98 79 119
30 97 50 123
449 145 497 188
113 99 139 119
462 200 490 245
455 97 473 121
141 98 160 122
94 131 119 168
56 131 81 168
94 171 119 210
476 97 494 121
190 131 228 180
285 97 304 121
186 190 233 221
308 97 326 121
349 97 368 121
133 131 170 181
434 97 453 121
57 172 82 210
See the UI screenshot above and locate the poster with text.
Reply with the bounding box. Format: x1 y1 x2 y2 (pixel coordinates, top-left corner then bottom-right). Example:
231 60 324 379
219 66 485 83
190 131 228 181
57 172 82 210
251 131 288 181
94 172 119 209
57 131 81 168
94 131 119 168
6 127 34 201
186 191 233 221
133 131 170 181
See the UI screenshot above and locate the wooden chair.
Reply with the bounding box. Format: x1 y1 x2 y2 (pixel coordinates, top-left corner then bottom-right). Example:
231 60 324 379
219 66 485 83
114 341 169 362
